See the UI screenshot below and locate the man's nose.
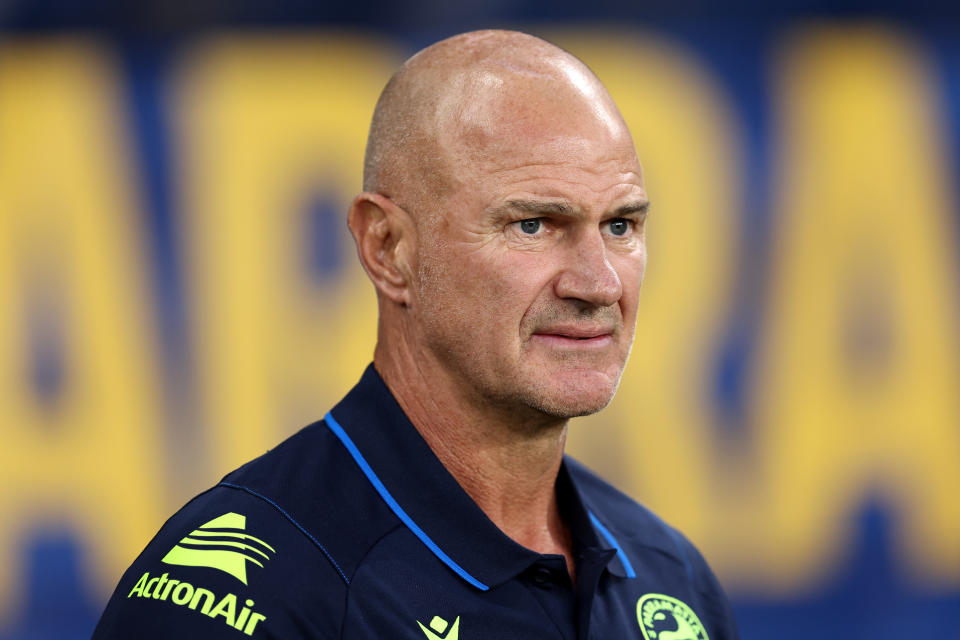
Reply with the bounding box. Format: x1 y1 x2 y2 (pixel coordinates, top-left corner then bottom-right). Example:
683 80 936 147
553 231 623 307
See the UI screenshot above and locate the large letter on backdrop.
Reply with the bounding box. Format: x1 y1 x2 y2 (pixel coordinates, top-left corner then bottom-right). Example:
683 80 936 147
176 36 396 477
0 41 165 616
751 27 960 590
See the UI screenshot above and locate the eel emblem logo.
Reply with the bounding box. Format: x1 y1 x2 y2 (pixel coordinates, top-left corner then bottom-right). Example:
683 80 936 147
636 593 709 640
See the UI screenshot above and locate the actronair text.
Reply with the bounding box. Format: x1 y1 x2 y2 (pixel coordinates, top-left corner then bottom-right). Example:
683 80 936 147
127 571 266 636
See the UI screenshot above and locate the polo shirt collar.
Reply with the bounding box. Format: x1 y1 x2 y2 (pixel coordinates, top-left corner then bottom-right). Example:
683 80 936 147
326 364 633 590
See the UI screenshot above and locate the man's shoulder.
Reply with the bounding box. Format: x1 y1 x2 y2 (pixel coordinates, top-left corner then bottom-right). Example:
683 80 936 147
221 418 400 571
93 419 398 639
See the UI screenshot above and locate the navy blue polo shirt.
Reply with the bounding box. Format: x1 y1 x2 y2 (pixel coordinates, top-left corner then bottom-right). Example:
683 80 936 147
94 365 739 639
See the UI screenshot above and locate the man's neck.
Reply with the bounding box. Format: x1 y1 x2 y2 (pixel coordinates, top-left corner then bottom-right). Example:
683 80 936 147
373 341 576 577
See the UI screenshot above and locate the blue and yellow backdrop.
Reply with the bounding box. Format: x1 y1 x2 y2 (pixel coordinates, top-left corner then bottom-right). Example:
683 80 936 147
1 3 959 638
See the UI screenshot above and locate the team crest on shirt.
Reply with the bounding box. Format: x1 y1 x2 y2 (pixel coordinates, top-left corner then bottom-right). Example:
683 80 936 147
636 593 709 640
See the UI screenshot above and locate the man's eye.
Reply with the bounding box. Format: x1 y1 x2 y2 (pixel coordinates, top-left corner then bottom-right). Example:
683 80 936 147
606 218 632 236
518 219 542 234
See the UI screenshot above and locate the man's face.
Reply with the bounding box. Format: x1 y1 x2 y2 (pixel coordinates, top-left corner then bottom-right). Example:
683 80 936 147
409 66 648 421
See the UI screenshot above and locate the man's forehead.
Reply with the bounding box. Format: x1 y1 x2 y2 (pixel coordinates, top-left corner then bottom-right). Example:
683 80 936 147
468 157 648 224
450 127 644 202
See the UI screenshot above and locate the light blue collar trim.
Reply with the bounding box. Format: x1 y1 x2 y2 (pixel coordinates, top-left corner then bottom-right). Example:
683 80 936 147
588 511 637 578
324 411 490 591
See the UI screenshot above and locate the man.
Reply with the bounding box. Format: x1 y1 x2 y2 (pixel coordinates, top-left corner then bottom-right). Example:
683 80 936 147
94 30 739 639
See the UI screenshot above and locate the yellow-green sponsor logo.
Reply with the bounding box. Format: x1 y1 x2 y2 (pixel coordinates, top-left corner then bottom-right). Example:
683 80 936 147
127 571 266 636
162 512 275 585
636 593 709 640
417 615 460 640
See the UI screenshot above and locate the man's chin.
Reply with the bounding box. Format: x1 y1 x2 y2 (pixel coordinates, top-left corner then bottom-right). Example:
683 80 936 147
523 370 620 419
534 397 613 419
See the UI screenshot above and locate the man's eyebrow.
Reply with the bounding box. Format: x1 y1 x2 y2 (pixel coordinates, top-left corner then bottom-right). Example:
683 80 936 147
489 198 650 219
498 199 578 216
612 200 651 216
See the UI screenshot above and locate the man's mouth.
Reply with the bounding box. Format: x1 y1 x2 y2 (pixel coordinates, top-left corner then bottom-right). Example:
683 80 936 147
531 326 615 346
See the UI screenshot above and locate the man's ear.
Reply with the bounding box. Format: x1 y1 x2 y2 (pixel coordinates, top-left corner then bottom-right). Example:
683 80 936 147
348 192 415 306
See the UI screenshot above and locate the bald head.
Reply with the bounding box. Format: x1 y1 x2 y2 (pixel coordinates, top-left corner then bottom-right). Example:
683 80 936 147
363 30 633 214
351 30 648 423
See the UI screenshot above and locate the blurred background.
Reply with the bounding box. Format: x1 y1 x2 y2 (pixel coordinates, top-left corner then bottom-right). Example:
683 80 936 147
2 1 960 638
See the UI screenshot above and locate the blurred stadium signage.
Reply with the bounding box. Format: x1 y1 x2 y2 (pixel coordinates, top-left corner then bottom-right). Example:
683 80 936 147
0 28 958 633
